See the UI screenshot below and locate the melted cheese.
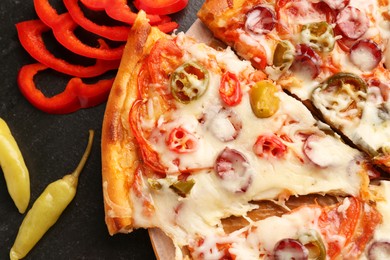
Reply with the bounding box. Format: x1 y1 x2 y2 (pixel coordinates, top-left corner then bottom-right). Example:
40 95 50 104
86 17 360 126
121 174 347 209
187 206 324 259
294 0 390 156
358 181 390 260
170 1 390 258
372 181 390 242
145 33 366 192
184 191 390 260
312 81 390 154
281 0 327 25
128 32 374 258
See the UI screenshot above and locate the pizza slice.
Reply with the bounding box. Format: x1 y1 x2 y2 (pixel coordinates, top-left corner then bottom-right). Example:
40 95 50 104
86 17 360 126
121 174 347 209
175 181 390 259
197 0 390 173
101 11 383 259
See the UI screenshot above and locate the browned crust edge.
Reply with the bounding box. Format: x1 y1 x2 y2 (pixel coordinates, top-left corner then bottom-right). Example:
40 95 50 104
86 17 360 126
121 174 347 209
197 0 232 40
101 11 167 235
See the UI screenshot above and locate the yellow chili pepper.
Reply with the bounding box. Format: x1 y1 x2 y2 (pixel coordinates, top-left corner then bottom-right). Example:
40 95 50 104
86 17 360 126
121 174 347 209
9 130 94 260
0 117 30 213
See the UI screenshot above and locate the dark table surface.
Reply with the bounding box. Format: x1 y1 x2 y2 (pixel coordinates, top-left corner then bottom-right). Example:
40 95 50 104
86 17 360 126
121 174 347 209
0 0 204 259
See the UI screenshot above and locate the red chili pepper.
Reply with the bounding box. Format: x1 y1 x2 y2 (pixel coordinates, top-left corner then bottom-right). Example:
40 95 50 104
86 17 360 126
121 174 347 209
219 71 243 106
16 19 119 78
17 63 114 114
33 0 125 60
253 134 287 159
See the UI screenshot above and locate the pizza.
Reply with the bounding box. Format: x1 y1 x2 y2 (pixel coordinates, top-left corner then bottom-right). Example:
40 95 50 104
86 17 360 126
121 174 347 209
197 0 390 174
100 8 390 259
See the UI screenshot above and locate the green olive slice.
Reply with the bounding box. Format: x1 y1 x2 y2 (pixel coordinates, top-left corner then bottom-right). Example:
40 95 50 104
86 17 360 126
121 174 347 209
250 80 280 118
273 40 294 70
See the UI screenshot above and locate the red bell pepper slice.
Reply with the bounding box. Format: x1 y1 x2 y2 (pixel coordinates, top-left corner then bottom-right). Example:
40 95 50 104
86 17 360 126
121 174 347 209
167 127 198 153
17 63 114 114
105 0 178 32
79 0 108 11
64 0 178 40
134 0 188 15
33 0 125 60
79 0 178 30
63 0 130 41
105 0 147 24
54 13 124 60
219 71 242 106
16 19 119 78
80 0 161 25
155 17 179 33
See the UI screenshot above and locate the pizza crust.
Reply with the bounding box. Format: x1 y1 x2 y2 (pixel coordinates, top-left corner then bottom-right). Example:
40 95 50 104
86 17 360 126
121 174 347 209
101 11 167 235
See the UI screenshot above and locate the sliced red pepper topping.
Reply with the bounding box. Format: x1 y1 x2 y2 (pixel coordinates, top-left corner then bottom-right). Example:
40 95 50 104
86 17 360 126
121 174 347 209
219 71 242 106
318 197 381 258
17 63 113 114
156 20 179 33
253 134 287 159
134 0 189 15
16 19 119 78
137 60 153 100
148 38 184 84
129 100 167 174
63 0 130 41
167 127 198 153
34 0 125 60
129 57 175 173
